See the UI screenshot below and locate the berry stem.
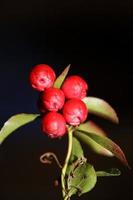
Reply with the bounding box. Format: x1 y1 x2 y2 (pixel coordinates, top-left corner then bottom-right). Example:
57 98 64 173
61 126 73 199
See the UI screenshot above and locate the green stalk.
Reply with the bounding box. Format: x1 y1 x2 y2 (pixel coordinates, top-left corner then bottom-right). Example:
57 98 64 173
61 126 73 199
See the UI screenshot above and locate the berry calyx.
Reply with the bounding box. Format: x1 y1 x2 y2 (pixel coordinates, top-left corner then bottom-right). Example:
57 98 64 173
63 99 88 126
42 112 67 138
29 64 56 91
62 75 88 99
41 87 65 111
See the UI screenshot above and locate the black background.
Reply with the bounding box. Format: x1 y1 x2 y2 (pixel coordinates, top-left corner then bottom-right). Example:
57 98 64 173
0 1 133 200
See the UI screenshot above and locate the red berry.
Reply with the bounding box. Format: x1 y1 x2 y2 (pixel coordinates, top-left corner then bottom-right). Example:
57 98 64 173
42 112 67 138
62 75 88 99
29 64 56 91
63 99 88 126
41 88 65 111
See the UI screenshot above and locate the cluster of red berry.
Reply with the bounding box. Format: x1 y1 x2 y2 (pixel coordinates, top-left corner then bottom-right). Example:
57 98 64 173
29 64 88 138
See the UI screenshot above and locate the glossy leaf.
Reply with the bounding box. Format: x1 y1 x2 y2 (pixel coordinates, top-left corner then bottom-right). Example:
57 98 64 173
67 163 97 197
96 168 121 177
74 130 130 168
54 64 70 88
0 113 40 144
83 97 119 123
76 121 113 156
77 120 107 137
74 131 113 157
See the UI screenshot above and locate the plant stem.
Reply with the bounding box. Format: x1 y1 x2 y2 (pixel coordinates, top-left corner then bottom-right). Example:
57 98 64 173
61 126 73 199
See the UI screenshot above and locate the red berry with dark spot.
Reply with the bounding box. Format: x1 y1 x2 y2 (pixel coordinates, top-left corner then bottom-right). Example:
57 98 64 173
63 99 88 126
62 75 88 99
41 87 65 111
29 64 56 91
42 112 67 138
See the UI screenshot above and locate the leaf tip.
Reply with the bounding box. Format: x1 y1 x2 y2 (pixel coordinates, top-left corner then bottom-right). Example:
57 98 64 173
113 113 119 124
126 162 132 170
64 64 71 74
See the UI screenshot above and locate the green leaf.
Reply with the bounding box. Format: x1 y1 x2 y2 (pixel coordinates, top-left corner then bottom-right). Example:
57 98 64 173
54 64 70 88
70 137 84 163
82 97 119 123
74 131 130 168
96 168 121 177
74 131 113 157
67 163 97 197
77 120 107 137
0 113 40 144
76 121 113 156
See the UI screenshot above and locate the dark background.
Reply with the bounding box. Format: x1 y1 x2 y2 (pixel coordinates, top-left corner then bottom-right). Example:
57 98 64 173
0 0 133 200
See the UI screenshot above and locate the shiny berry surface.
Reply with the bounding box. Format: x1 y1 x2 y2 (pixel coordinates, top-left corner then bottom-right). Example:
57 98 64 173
62 75 88 99
29 64 56 91
41 87 65 111
63 99 88 126
42 112 67 138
